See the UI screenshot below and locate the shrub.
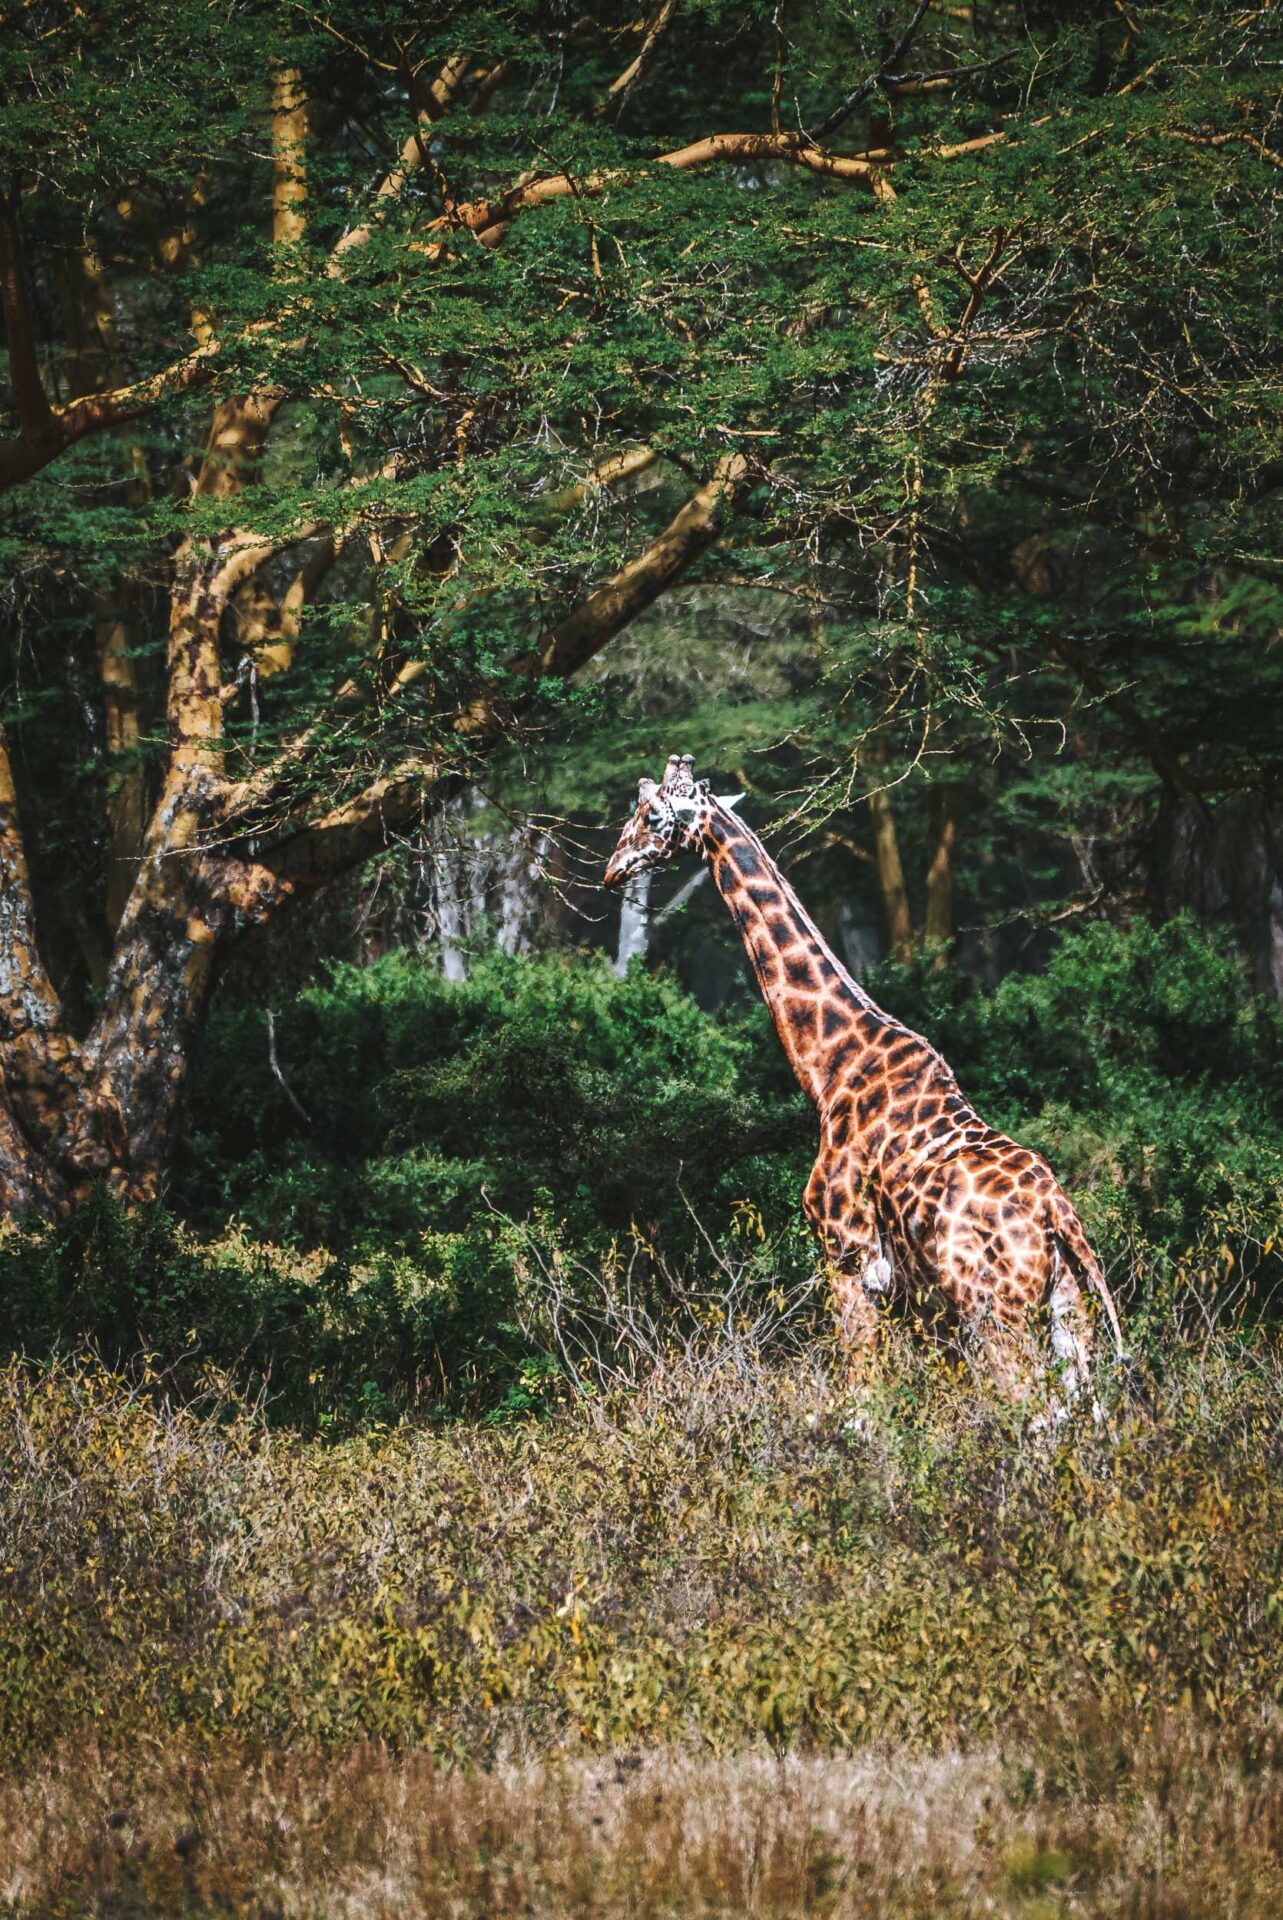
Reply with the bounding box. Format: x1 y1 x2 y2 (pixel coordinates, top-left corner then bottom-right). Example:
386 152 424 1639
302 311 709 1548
0 1325 1281 1772
867 915 1283 1301
183 948 809 1258
1 918 1279 1424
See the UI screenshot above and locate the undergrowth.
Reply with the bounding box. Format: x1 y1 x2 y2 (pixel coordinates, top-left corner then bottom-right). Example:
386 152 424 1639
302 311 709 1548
1 1318 1279 1773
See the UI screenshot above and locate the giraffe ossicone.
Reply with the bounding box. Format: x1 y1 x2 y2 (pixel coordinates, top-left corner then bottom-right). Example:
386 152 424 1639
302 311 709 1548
604 758 1126 1412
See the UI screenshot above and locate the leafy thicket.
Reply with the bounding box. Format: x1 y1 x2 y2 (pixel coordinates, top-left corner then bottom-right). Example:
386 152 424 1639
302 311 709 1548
185 913 1283 1319
1 1337 1280 1774
0 918 1278 1427
183 951 804 1253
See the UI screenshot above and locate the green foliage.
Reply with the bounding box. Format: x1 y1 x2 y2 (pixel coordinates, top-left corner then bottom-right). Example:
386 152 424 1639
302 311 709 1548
1 921 1278 1424
3 0 1281 983
184 949 804 1252
868 915 1283 1290
0 954 811 1423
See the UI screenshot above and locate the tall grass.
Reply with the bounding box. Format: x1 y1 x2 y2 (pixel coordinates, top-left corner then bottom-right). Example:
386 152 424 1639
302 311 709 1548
5 1713 1283 1917
2 1308 1280 1768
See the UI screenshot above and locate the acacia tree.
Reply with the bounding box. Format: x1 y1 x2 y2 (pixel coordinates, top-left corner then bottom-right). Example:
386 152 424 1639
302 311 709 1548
0 0 1279 1213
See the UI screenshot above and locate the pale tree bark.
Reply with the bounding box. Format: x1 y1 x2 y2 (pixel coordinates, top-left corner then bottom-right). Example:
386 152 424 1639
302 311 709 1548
594 0 679 120
99 605 148 939
614 872 652 976
864 770 959 965
270 65 308 249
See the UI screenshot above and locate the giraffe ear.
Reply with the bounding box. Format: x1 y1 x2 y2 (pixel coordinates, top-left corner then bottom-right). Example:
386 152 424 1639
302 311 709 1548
716 792 745 813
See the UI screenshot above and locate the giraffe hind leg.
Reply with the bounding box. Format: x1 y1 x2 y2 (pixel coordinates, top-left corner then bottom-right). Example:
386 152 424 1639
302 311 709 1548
1045 1245 1106 1424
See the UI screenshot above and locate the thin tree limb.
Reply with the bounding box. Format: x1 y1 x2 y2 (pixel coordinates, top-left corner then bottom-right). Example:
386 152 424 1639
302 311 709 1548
812 0 931 141
594 0 679 120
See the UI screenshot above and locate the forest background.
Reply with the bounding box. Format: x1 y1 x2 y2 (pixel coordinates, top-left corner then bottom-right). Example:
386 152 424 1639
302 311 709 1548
1 3 1282 1914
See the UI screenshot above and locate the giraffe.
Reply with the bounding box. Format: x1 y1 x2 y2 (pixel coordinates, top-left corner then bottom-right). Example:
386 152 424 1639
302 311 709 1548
604 754 1125 1407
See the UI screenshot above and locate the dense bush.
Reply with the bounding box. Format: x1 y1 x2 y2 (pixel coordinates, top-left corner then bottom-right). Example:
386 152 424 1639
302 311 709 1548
0 956 813 1424
0 918 1279 1424
184 916 1283 1304
870 914 1283 1300
183 948 808 1254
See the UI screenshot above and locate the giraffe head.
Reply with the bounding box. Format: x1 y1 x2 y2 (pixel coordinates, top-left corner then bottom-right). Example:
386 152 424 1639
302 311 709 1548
603 754 717 888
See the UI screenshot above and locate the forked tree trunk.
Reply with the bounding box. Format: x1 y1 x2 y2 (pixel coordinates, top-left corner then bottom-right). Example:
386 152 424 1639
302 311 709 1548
0 454 746 1216
865 763 959 966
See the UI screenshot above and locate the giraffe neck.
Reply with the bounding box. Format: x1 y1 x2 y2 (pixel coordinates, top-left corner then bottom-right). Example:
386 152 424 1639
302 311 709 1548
697 802 894 1108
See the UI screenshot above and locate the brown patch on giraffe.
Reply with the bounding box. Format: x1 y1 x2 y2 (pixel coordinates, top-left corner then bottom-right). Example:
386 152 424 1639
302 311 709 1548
820 1001 848 1041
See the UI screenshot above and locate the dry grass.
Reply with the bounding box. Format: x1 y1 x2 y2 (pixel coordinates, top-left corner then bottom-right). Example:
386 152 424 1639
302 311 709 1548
3 1711 1283 1918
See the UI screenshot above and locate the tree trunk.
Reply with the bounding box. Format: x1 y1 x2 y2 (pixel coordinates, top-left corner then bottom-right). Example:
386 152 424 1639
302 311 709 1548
0 728 123 1208
868 780 913 963
99 600 148 934
83 835 285 1198
924 784 958 961
614 870 652 976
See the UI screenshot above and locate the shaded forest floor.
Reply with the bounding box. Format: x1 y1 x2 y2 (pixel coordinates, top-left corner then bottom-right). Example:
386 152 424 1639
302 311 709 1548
2 1319 1281 1917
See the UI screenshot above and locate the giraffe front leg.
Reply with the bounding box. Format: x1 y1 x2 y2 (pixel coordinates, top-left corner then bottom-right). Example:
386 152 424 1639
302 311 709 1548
827 1259 883 1386
803 1159 889 1383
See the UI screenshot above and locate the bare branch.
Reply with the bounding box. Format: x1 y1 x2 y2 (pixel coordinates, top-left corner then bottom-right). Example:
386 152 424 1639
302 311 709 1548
1164 127 1282 169
456 132 890 245
812 0 931 141
594 0 679 120
536 444 658 518
530 451 749 681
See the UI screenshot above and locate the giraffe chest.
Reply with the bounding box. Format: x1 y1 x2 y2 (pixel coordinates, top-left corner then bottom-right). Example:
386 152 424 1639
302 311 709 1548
820 1085 990 1269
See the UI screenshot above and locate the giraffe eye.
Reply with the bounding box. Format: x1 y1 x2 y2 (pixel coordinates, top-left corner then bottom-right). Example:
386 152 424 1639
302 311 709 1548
646 806 665 830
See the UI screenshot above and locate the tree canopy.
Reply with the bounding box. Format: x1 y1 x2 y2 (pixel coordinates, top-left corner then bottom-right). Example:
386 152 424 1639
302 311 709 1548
0 0 1280 1212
